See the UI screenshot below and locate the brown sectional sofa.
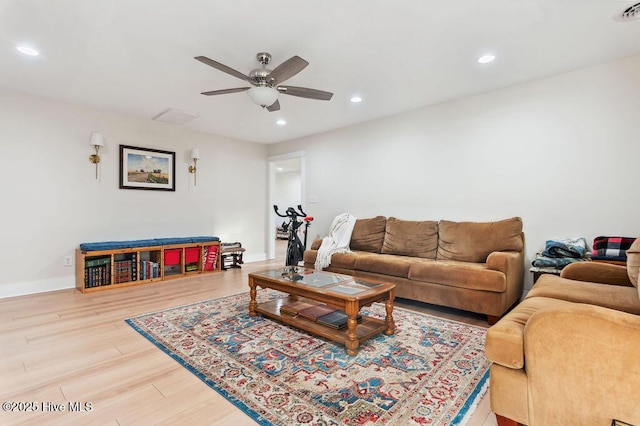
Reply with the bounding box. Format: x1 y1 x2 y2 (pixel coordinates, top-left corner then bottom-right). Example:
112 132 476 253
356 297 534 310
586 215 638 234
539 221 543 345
303 216 525 324
485 261 640 425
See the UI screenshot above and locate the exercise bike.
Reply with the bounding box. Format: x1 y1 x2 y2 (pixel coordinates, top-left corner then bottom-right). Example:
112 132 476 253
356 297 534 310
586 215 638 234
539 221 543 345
274 205 313 270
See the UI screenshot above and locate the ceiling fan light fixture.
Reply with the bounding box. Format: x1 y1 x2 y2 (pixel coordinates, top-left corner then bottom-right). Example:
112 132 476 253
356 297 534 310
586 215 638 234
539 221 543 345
247 86 278 107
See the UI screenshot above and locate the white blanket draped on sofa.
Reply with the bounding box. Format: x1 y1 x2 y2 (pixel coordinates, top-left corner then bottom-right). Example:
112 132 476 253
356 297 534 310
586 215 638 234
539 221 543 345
315 213 357 270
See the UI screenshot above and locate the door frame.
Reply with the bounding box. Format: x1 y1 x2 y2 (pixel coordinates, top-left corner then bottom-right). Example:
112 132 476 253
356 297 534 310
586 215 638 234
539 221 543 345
267 151 306 260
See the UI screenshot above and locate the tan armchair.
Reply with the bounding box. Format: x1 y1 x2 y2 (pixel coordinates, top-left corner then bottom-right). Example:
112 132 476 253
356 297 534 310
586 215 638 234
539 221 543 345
485 262 640 425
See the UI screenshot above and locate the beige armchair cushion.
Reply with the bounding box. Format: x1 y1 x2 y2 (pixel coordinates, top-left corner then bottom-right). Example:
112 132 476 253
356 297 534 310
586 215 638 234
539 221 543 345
381 217 438 259
626 237 640 289
437 217 523 262
350 216 387 253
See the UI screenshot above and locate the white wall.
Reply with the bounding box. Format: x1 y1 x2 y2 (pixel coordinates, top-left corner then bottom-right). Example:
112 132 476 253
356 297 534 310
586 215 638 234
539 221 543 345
273 171 302 225
269 55 640 289
0 89 268 298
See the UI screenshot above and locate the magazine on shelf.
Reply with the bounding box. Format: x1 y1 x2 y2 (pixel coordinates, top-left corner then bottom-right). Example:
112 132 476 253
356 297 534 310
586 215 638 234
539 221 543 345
297 304 337 321
279 300 316 316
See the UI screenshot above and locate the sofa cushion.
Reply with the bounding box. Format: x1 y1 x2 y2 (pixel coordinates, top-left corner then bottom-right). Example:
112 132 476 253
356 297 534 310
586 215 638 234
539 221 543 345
350 216 387 253
528 274 640 315
437 217 523 262
408 259 506 292
625 237 640 288
381 217 438 259
303 249 375 270
355 254 427 278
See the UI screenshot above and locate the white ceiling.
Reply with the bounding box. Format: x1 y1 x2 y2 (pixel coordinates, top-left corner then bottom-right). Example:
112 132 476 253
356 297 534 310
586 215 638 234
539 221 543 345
2 1 640 144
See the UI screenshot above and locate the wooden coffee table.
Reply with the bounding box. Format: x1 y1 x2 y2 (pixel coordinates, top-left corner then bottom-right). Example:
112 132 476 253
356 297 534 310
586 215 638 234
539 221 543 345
248 268 395 355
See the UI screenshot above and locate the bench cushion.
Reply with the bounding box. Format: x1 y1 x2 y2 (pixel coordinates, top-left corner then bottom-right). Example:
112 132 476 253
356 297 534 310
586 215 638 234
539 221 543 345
80 236 220 251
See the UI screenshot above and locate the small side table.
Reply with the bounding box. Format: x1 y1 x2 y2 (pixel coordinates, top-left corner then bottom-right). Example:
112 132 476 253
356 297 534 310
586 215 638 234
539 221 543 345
221 243 245 270
529 266 562 284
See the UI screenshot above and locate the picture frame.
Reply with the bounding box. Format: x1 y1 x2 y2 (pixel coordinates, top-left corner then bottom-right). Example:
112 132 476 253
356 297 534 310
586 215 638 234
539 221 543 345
119 145 176 191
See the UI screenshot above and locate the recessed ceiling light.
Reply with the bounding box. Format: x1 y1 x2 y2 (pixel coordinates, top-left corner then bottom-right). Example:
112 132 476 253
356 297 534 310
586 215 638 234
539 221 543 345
16 45 40 56
277 167 283 171
478 54 496 64
350 96 362 103
276 119 286 126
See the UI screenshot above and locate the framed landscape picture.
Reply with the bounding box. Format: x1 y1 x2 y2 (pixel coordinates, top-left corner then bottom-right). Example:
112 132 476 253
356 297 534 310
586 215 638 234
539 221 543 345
119 145 176 191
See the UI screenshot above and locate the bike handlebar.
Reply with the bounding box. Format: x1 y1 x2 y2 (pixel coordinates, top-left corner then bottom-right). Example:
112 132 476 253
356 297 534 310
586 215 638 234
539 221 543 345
274 204 308 219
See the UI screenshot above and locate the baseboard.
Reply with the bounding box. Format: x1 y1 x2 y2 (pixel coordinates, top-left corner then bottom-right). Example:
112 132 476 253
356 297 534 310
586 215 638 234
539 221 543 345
0 253 269 299
0 276 75 299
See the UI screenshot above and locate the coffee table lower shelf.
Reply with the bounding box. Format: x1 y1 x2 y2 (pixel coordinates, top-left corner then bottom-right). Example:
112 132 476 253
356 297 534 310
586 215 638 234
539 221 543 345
255 297 388 348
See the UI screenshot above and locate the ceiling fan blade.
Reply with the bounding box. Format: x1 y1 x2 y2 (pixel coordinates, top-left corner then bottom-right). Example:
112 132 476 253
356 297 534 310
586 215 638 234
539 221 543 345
201 87 250 96
268 56 309 85
277 86 333 101
266 99 281 112
195 56 254 84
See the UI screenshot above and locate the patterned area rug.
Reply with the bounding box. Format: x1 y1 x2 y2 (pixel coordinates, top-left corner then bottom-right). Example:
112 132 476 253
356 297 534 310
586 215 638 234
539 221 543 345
126 289 490 425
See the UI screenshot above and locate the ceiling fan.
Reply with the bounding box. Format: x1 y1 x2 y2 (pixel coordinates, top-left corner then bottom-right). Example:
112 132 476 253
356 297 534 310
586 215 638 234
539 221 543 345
195 52 333 112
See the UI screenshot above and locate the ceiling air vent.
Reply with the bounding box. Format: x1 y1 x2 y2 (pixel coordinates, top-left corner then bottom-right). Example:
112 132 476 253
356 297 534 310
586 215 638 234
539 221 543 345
152 108 198 125
614 2 640 21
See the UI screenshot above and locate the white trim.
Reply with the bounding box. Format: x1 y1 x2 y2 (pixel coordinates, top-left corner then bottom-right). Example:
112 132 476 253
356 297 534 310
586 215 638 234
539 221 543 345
267 151 306 162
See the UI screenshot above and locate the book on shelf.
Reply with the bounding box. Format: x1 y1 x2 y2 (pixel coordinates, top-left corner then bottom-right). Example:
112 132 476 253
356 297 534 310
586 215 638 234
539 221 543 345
130 253 137 281
203 245 219 271
316 310 362 330
279 300 316 316
85 256 111 268
84 264 111 288
297 304 337 321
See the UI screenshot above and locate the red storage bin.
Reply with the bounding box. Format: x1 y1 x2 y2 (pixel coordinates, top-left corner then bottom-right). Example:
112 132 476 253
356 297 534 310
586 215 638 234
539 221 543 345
185 247 200 263
164 249 181 265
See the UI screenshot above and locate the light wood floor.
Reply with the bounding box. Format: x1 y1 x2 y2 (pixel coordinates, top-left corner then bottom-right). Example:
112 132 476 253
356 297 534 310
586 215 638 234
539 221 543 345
0 243 498 426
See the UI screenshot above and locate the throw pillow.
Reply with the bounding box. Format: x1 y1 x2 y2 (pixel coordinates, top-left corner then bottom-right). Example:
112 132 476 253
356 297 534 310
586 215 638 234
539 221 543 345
381 217 438 259
626 237 640 288
437 217 523 263
350 216 387 253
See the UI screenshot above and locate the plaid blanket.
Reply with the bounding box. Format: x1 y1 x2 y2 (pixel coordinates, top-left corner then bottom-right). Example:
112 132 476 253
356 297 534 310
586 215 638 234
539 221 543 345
592 236 636 258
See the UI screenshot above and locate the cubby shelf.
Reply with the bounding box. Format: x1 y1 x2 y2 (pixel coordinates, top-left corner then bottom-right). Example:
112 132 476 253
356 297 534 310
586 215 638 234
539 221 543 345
75 241 221 293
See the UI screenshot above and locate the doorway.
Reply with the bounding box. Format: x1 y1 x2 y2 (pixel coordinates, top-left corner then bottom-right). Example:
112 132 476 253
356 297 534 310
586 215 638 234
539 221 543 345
268 151 305 260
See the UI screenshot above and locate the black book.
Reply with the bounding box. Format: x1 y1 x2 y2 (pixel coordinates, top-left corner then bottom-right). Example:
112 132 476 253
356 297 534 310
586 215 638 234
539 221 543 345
316 311 362 329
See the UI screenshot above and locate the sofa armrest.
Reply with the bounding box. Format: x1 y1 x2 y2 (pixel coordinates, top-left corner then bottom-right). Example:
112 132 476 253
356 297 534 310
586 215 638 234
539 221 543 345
310 239 322 250
560 262 633 286
487 251 524 288
524 304 640 424
486 251 522 273
486 251 525 314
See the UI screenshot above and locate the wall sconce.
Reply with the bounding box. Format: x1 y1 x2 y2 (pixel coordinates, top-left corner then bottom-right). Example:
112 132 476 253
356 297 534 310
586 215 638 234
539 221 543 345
189 148 200 185
89 132 104 179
